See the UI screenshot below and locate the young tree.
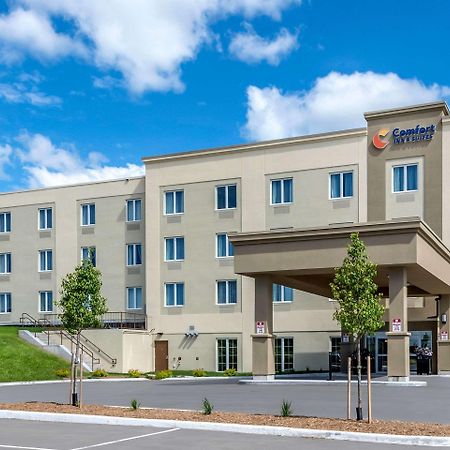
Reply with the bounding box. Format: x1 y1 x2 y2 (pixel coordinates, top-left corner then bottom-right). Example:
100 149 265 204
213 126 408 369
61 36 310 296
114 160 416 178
57 257 107 406
330 232 384 421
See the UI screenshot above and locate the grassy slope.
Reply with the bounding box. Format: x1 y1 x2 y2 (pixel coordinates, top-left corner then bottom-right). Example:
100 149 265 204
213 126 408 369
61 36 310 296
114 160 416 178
0 327 69 382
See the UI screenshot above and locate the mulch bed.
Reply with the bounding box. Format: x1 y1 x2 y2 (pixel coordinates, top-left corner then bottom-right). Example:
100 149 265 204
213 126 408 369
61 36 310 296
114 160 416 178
1 402 449 437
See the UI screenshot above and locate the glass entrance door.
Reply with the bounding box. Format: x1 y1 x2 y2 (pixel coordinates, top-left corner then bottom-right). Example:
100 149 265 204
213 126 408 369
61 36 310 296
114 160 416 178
376 337 388 372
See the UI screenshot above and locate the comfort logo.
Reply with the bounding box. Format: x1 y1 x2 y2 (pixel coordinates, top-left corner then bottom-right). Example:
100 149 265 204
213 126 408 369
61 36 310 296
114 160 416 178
372 128 390 149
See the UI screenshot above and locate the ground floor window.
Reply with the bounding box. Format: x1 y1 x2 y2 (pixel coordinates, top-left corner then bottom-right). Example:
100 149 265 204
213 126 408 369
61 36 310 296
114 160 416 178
330 336 341 371
275 337 294 372
0 292 11 313
217 338 238 371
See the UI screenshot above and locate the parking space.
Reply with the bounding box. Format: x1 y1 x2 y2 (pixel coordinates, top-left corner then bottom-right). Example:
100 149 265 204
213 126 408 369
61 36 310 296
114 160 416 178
0 419 430 450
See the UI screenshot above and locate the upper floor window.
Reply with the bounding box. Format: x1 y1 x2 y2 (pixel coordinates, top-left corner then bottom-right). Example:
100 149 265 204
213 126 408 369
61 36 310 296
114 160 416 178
165 282 184 307
273 284 293 303
0 212 11 233
81 203 95 226
39 208 53 230
39 249 53 272
127 287 143 310
127 199 142 222
39 291 53 313
217 280 237 305
393 164 418 192
81 246 96 267
271 178 293 205
216 233 234 258
165 236 185 261
0 253 11 274
0 292 11 314
216 184 237 210
127 243 142 266
330 171 353 199
165 190 184 215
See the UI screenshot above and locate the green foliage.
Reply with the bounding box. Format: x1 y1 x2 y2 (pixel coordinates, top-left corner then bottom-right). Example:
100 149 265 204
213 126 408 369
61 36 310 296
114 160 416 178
202 397 214 415
155 370 173 379
223 368 237 377
57 259 108 334
280 399 293 417
55 368 70 378
192 368 206 377
128 369 142 378
330 233 384 339
91 368 108 378
130 399 141 410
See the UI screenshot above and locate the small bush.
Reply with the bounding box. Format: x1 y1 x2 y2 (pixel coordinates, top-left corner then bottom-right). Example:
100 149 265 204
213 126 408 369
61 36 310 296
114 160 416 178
280 399 293 417
202 397 214 415
130 399 141 410
192 368 206 377
224 368 237 377
155 370 173 380
128 369 142 378
55 368 70 378
91 369 108 378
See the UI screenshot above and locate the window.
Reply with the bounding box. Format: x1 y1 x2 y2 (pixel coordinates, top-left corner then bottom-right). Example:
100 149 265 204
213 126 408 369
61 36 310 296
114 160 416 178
127 287 143 309
0 253 11 274
271 178 293 205
0 293 11 314
273 284 293 303
217 280 237 305
217 338 238 371
216 233 234 258
81 246 96 267
275 337 294 372
39 249 52 272
39 291 53 313
393 164 418 192
216 184 237 210
127 199 142 222
165 190 184 215
330 337 341 371
330 171 353 199
0 212 11 233
81 203 95 226
127 243 142 266
165 237 184 261
165 282 184 307
39 208 53 230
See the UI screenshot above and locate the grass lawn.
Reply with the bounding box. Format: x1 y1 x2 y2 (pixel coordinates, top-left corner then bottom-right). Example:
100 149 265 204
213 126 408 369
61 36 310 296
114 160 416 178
0 327 70 382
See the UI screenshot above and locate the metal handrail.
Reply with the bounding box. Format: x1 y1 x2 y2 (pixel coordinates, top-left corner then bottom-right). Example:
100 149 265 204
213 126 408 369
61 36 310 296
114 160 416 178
79 333 117 365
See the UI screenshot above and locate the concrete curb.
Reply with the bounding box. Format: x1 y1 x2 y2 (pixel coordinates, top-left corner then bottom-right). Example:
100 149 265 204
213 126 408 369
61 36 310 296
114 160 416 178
1 409 449 447
239 379 427 387
0 378 149 387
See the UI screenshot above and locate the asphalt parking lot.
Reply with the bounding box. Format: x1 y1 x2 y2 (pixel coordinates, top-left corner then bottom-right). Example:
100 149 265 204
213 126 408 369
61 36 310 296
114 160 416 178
0 376 449 424
0 419 434 450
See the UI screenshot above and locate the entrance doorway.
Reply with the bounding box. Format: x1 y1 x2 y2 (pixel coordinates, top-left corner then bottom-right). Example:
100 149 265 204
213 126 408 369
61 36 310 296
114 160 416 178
155 340 168 371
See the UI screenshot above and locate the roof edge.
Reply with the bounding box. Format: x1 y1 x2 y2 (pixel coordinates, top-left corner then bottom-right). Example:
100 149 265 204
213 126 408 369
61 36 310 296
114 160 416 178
364 101 449 120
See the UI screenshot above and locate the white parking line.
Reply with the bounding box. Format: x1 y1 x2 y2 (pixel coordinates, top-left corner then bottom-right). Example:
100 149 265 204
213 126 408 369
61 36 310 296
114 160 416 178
69 428 180 450
0 445 58 450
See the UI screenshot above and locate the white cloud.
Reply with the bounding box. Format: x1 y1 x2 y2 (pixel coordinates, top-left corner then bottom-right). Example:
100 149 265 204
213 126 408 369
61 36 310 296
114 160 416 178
0 81 61 106
16 133 144 188
0 0 300 93
229 25 298 65
0 144 12 179
243 71 450 141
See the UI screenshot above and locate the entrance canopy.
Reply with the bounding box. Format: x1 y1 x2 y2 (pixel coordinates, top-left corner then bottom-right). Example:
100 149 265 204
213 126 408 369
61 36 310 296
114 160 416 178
230 218 450 298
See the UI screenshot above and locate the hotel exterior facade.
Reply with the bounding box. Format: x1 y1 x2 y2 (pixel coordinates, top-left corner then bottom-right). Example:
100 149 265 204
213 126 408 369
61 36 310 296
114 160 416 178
2 101 450 379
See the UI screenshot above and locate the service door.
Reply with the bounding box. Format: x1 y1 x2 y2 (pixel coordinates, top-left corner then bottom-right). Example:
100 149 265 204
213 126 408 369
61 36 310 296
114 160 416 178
155 340 169 371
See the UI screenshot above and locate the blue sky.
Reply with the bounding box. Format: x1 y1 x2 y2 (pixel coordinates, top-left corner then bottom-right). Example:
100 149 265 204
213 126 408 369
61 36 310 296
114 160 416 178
0 0 449 191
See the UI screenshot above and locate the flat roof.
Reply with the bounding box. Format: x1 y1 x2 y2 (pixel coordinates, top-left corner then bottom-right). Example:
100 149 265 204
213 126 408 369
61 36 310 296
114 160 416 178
364 101 449 120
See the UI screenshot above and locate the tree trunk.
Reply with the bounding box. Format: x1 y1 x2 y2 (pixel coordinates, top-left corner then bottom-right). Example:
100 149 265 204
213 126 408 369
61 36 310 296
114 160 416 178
356 337 363 420
71 333 81 406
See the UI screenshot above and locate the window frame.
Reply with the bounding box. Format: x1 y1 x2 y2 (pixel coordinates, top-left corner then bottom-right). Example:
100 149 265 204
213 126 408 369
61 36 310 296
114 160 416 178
275 337 294 372
164 190 184 215
273 284 294 303
126 198 142 222
164 236 185 262
216 233 234 258
81 246 97 267
164 282 185 308
127 286 143 310
329 171 354 200
270 177 293 206
39 291 53 313
38 207 53 230
215 184 237 210
0 212 11 233
0 253 11 275
216 338 238 372
216 279 238 305
38 249 53 272
126 243 142 266
392 163 419 193
0 292 11 314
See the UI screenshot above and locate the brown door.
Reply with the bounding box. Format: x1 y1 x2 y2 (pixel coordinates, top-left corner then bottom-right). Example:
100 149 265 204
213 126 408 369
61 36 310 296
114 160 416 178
155 340 169 371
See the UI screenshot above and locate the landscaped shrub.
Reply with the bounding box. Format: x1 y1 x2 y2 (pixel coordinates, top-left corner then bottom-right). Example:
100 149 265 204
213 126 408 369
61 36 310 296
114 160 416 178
128 369 142 378
55 368 70 378
91 369 108 378
155 370 173 380
192 368 206 377
224 368 237 377
280 399 293 417
130 399 141 410
202 397 214 415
